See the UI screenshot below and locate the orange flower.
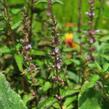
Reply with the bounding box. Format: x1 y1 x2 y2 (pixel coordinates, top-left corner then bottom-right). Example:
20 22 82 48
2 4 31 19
64 33 79 49
65 33 73 47
64 22 77 28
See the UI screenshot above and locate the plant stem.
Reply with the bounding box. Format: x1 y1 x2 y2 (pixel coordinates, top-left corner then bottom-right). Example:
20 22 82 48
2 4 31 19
47 0 63 108
87 0 96 62
47 0 61 74
1 0 15 43
77 0 82 33
22 0 37 84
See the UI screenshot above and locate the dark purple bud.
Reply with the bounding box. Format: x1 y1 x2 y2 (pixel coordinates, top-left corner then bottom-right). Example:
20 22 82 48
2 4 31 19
30 63 36 71
87 54 94 61
88 30 96 35
52 37 59 45
56 63 61 70
86 12 95 17
24 56 32 61
88 0 94 4
89 47 96 52
25 44 32 50
89 37 96 43
52 76 58 82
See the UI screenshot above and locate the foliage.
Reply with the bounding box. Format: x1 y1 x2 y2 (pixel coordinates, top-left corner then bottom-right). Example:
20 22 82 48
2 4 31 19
0 73 27 109
0 0 109 109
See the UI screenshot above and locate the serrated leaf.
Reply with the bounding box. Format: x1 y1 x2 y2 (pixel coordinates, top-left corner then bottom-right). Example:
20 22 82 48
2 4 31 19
100 54 109 61
64 59 73 65
0 46 10 54
12 21 21 29
100 36 109 42
0 73 27 109
63 96 77 109
37 97 56 109
41 81 52 92
95 62 102 71
60 88 79 98
11 9 21 14
103 63 109 72
67 71 79 83
31 49 45 56
23 94 34 105
79 89 102 109
14 54 23 72
80 74 100 94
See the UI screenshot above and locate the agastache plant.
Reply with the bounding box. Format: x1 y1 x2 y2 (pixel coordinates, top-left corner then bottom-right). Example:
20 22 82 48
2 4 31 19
47 0 64 86
86 0 96 61
47 0 63 108
77 0 83 55
22 2 37 84
1 0 15 45
47 0 61 74
1 0 11 28
77 0 82 84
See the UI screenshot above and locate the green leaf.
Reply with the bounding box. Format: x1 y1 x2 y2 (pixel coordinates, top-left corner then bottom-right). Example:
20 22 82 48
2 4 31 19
36 0 47 4
31 49 45 56
100 54 109 61
60 88 79 98
80 74 100 94
11 8 21 14
63 96 77 109
14 54 23 72
103 63 109 72
36 0 63 4
23 94 34 105
67 71 80 83
0 46 10 55
52 0 63 4
95 62 103 72
41 81 52 92
16 43 22 51
64 59 73 65
0 73 27 109
79 89 102 109
63 47 73 52
37 97 56 109
100 35 109 42
12 21 21 29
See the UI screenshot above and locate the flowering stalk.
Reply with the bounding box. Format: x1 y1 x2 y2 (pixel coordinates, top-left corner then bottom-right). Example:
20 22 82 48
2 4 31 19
77 0 83 55
26 0 34 41
47 0 63 85
47 0 61 73
22 1 36 84
1 0 15 44
86 0 96 61
47 0 63 108
77 0 82 84
22 9 32 63
1 0 10 22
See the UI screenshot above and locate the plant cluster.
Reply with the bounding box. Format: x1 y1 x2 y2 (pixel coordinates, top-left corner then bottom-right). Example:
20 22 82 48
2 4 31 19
0 0 109 109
